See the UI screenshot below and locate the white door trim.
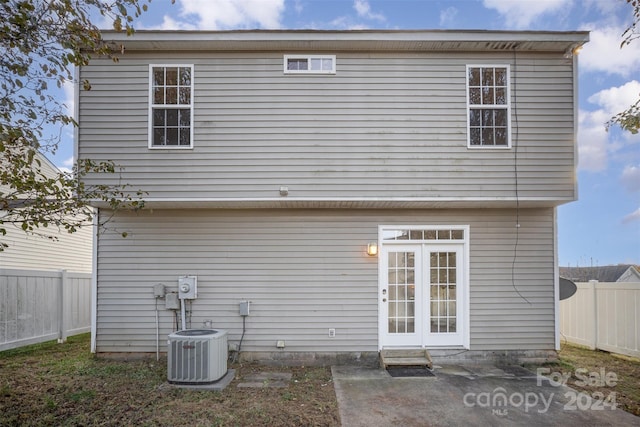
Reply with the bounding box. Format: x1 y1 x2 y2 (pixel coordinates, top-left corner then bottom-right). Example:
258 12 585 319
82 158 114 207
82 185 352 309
377 225 470 350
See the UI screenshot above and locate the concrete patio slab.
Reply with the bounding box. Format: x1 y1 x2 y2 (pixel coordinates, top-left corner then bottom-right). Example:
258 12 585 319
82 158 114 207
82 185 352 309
332 365 639 426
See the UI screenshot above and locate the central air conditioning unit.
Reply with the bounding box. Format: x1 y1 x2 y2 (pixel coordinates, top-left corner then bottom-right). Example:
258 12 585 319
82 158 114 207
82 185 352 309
168 329 228 384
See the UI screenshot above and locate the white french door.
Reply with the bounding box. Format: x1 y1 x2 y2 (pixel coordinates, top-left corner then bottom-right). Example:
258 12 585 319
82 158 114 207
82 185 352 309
379 241 467 348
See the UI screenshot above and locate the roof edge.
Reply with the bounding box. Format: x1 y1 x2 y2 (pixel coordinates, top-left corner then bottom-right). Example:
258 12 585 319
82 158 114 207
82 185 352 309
98 29 589 53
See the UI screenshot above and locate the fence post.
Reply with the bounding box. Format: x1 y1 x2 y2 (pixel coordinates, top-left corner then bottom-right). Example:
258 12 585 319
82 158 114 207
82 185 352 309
589 279 598 350
57 270 68 344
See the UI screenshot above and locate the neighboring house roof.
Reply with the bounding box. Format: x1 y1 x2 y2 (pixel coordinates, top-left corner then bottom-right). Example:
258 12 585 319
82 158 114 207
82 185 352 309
560 265 640 283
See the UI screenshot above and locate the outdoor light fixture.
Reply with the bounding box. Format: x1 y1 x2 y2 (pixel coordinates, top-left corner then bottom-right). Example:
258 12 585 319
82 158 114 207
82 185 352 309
367 242 378 256
564 44 583 58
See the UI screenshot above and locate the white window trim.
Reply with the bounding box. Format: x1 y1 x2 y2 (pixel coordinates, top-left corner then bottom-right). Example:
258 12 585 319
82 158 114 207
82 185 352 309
283 55 336 74
148 64 194 150
466 64 512 149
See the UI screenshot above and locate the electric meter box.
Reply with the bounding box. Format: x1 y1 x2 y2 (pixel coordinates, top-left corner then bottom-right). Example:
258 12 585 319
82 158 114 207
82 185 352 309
178 276 197 300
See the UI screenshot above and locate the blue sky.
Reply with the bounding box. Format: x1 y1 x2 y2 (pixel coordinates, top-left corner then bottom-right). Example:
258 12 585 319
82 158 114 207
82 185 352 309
52 0 639 266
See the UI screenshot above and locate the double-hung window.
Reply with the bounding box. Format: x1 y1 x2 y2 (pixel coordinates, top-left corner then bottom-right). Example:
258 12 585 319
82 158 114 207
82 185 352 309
467 65 510 148
149 65 193 148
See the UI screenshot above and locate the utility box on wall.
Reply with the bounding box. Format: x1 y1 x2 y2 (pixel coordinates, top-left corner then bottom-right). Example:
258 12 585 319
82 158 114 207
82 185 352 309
178 276 197 299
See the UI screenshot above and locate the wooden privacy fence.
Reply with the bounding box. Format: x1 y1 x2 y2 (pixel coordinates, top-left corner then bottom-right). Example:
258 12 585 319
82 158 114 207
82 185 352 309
0 268 91 351
560 280 640 358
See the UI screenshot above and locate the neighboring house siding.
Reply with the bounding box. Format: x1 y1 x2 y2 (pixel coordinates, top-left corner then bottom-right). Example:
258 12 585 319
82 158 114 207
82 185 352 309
0 224 93 273
0 154 93 274
95 208 554 353
78 51 576 203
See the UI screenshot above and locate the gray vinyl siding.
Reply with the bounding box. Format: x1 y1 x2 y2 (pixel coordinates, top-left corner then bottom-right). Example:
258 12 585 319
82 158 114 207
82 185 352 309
78 51 576 203
95 208 555 353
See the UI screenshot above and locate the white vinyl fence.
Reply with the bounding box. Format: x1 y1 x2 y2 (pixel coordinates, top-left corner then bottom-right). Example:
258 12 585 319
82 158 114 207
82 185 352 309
560 280 640 358
0 268 91 351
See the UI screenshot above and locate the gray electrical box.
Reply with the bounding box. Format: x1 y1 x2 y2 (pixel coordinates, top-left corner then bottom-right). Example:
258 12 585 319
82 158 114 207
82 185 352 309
178 276 197 300
239 301 250 316
165 293 180 310
153 283 165 298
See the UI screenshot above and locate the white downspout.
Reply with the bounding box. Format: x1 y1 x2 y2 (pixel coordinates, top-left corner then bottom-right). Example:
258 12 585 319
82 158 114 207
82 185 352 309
554 207 560 351
76 63 99 354
90 209 98 353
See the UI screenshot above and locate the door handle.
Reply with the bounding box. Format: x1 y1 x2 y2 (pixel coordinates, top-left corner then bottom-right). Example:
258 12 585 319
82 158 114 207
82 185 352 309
382 298 387 302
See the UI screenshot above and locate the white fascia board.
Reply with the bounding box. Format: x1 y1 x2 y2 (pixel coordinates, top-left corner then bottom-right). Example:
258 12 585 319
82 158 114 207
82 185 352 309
102 29 589 43
102 29 589 52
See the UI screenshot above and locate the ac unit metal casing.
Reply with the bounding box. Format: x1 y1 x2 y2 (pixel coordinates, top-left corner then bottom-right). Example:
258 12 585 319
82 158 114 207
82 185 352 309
167 329 228 384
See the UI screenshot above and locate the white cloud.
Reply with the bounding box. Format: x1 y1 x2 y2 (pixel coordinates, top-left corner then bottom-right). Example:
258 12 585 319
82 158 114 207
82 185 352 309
580 25 640 78
62 79 75 119
329 18 367 30
621 164 640 192
353 0 385 22
171 0 285 30
622 207 640 224
482 0 569 29
578 81 640 172
439 7 458 27
578 109 609 172
588 80 640 115
153 15 197 30
584 0 626 16
56 156 75 174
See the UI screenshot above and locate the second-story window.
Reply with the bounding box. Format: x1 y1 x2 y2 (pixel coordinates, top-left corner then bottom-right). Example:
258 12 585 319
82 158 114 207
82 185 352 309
284 55 336 74
467 65 510 148
149 65 193 148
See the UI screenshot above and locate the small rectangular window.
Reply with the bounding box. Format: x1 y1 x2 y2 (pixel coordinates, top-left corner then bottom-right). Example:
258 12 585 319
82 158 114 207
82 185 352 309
466 65 510 148
149 64 193 148
284 55 336 74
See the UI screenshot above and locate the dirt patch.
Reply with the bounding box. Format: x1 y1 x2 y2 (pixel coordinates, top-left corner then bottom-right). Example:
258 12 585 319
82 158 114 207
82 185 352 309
0 334 340 426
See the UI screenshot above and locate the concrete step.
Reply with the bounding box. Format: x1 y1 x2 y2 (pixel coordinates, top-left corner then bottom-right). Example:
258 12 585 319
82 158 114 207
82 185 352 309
380 349 433 369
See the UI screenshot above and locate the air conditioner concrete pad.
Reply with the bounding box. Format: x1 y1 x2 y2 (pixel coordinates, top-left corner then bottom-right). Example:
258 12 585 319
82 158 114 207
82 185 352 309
167 369 235 391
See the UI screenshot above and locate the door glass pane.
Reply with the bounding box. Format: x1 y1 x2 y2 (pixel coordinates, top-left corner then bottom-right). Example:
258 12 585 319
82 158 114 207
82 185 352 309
410 230 423 239
388 270 396 284
451 229 464 240
397 269 405 284
387 251 415 334
429 251 457 335
388 252 397 267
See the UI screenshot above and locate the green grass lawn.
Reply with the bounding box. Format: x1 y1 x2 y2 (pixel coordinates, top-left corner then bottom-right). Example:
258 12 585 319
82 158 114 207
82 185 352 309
529 342 640 417
0 334 339 426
